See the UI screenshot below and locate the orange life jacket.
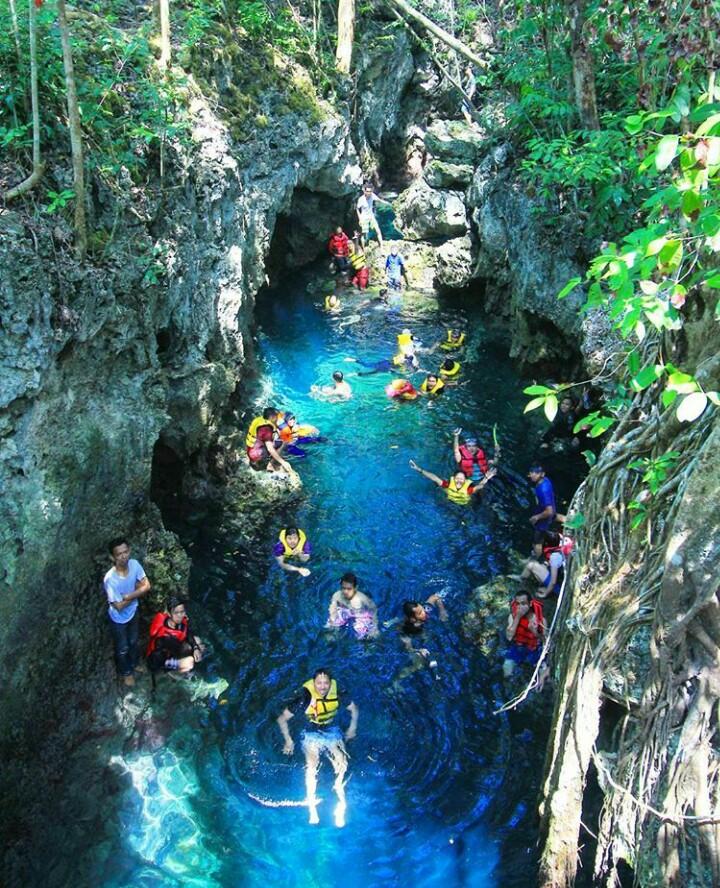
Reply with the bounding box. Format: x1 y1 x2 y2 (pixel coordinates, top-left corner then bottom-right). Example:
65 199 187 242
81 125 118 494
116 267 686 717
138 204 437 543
511 599 544 651
146 612 189 657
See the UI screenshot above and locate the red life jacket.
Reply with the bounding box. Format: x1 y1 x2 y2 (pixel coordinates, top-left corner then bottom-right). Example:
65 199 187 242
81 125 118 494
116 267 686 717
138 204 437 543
146 612 189 656
328 232 349 257
458 444 488 476
543 535 574 562
353 266 369 289
511 599 544 651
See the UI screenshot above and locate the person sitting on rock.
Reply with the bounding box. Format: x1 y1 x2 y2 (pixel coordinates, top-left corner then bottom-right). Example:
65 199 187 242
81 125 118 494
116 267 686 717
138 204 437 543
503 590 546 680
328 226 351 275
311 370 352 400
513 531 573 599
409 459 497 504
349 235 370 290
540 395 580 450
246 407 294 474
273 526 312 577
146 597 205 675
385 244 409 291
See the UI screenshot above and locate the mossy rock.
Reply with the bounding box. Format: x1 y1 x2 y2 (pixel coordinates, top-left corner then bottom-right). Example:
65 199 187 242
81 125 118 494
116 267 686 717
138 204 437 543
424 160 474 189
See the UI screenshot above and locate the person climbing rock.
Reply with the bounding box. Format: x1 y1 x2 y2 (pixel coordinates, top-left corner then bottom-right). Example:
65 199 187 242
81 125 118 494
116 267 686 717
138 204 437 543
512 531 573 599
103 537 151 687
453 428 493 482
146 597 204 675
419 374 444 395
276 668 359 827
349 235 370 290
326 571 378 638
311 370 352 400
385 244 409 291
527 464 557 540
246 407 294 474
273 526 312 577
409 459 497 504
328 226 350 275
503 590 546 679
356 181 391 247
540 395 580 450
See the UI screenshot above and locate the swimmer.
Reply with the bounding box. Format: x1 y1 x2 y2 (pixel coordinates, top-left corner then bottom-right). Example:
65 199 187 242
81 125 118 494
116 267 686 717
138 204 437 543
439 329 466 351
386 379 418 400
273 526 312 577
277 668 359 826
409 460 497 504
324 293 341 313
418 374 444 396
326 571 378 638
311 371 352 400
439 358 461 380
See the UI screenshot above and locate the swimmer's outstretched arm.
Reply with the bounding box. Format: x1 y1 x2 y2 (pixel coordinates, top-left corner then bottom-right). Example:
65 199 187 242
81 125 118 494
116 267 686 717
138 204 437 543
409 459 443 487
470 466 498 494
426 594 448 621
345 702 359 741
275 555 311 577
277 708 295 755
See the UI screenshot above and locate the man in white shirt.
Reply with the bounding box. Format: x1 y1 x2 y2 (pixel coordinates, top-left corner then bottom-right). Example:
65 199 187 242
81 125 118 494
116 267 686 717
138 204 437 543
103 537 151 686
356 181 392 248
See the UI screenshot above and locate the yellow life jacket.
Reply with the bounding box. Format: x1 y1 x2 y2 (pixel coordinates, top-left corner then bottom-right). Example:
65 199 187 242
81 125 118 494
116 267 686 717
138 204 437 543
349 248 366 271
303 678 339 726
445 478 473 504
439 361 461 378
278 528 307 558
397 331 413 349
325 295 340 311
420 377 445 394
392 352 409 366
440 330 465 350
246 415 275 448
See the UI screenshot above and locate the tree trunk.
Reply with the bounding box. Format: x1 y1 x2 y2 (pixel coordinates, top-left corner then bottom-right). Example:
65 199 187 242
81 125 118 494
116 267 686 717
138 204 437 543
8 0 22 70
336 0 355 73
566 0 600 129
56 0 87 260
385 0 487 70
157 0 171 70
3 0 45 201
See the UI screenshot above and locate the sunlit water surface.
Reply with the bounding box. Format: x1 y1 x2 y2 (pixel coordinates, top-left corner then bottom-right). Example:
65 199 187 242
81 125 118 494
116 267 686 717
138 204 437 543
99 256 582 887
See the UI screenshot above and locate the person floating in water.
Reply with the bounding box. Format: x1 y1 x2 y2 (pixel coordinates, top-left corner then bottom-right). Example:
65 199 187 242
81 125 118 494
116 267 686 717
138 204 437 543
274 526 312 577
275 412 323 458
386 378 418 400
246 407 295 474
419 373 444 395
503 590 547 684
324 293 341 313
398 595 448 679
104 537 151 687
146 597 205 675
311 370 352 400
327 571 378 638
277 668 359 827
328 226 351 275
439 357 461 380
527 464 557 541
409 459 497 504
356 180 392 247
385 244 409 291
439 328 466 351
453 428 493 482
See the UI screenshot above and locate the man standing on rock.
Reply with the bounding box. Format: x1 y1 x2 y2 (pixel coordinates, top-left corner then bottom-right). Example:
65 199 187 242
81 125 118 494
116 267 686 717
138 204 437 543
528 464 557 542
103 537 151 687
356 181 392 248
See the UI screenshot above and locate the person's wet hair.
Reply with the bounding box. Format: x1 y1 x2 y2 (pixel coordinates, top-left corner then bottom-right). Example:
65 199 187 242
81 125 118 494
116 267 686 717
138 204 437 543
263 406 278 420
108 536 129 554
333 371 344 382
341 571 358 587
402 600 421 619
542 530 561 547
313 667 332 681
167 596 186 613
285 526 299 537
441 359 454 370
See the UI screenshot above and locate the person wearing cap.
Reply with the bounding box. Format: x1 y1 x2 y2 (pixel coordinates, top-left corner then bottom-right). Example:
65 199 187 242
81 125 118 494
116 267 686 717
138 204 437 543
528 465 557 540
452 428 494 482
311 370 352 400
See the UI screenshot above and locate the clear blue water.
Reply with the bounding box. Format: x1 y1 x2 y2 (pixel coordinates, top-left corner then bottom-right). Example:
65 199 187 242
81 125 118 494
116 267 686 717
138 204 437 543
98 258 580 887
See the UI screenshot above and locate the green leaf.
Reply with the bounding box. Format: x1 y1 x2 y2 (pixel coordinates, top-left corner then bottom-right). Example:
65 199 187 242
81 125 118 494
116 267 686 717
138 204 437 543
589 417 615 438
627 351 640 376
646 236 667 256
708 392 720 406
655 135 679 171
662 389 679 408
639 280 658 295
563 512 585 529
658 239 683 271
681 189 703 219
676 392 708 422
544 395 559 422
696 112 720 137
524 397 546 413
523 384 554 395
557 276 582 300
705 274 720 288
631 365 660 391
630 511 647 531
667 371 698 394
581 450 596 468
624 114 645 135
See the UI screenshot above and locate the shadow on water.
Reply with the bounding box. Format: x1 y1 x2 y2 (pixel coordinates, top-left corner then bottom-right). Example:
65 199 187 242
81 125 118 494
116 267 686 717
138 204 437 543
93 256 586 887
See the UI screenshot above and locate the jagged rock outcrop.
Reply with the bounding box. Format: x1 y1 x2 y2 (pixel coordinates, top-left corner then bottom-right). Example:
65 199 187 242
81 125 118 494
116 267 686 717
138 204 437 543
394 178 468 239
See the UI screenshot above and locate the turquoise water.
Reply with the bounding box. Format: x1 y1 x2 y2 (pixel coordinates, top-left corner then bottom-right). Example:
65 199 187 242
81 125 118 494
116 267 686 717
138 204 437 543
100 261 578 887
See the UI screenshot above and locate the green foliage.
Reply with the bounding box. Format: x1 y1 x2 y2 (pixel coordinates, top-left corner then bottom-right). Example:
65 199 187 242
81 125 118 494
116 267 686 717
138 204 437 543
43 189 75 214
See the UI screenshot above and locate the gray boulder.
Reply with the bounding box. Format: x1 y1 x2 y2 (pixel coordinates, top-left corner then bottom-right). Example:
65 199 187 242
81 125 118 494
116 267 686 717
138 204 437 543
424 119 487 164
423 159 474 189
394 179 468 240
435 236 476 289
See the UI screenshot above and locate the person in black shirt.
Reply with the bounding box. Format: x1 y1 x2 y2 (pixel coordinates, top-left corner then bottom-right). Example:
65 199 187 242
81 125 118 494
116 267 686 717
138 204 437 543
276 668 358 827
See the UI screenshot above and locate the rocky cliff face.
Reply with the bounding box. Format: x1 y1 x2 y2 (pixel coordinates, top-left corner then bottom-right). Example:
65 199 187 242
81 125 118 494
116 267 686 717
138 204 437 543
0 70 360 876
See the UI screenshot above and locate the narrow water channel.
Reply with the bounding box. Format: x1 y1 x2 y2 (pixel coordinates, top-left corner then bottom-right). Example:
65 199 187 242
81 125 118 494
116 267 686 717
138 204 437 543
100 257 580 887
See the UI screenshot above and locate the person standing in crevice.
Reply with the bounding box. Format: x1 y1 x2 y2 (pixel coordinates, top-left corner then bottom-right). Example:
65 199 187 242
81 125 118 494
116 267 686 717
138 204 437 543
103 537 151 687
